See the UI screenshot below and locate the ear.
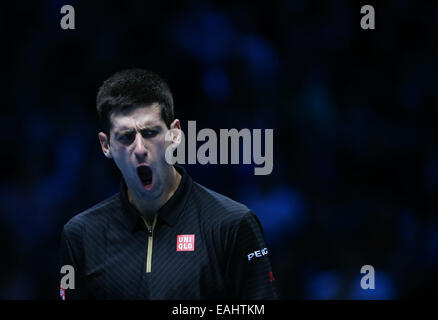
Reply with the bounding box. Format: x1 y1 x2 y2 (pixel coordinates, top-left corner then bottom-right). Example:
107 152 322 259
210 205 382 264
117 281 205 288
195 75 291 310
170 119 181 130
98 132 112 158
168 119 182 146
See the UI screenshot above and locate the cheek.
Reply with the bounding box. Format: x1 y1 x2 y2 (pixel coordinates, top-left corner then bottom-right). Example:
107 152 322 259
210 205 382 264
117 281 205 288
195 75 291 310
153 136 169 156
111 148 132 168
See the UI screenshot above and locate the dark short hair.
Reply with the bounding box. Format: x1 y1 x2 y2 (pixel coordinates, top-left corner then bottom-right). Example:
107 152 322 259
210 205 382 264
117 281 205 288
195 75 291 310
96 68 174 135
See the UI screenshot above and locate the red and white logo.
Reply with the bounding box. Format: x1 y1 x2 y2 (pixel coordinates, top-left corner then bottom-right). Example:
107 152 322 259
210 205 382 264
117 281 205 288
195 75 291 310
269 271 275 283
60 285 65 300
176 234 195 251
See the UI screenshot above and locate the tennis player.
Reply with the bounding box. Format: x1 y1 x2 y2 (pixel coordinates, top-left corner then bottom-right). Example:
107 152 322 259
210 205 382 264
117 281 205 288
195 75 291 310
59 69 278 299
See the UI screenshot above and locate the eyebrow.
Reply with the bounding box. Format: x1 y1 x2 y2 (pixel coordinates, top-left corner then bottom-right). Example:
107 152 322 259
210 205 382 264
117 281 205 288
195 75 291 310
115 124 162 136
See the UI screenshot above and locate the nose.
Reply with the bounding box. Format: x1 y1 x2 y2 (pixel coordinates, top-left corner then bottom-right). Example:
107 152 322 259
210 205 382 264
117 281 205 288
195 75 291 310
133 132 148 161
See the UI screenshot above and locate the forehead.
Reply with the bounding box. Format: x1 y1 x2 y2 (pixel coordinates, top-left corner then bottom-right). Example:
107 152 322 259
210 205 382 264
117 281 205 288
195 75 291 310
110 103 164 132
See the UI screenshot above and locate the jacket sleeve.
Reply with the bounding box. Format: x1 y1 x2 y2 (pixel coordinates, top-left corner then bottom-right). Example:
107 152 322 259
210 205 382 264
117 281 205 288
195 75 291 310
224 211 279 299
59 225 89 300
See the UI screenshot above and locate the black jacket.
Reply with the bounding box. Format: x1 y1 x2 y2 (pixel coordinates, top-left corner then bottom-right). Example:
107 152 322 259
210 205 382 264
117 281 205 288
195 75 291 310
60 166 278 299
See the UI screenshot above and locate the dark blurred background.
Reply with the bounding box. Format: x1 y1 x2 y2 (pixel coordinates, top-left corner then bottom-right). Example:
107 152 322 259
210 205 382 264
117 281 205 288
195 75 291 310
1 0 437 299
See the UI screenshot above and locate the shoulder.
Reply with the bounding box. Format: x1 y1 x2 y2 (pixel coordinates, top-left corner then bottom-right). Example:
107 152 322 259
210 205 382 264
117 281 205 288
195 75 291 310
188 181 265 258
62 193 121 239
189 181 253 227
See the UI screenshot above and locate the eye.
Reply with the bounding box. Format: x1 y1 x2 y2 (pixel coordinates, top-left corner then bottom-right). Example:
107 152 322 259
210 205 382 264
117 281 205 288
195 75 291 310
119 132 135 143
141 129 158 138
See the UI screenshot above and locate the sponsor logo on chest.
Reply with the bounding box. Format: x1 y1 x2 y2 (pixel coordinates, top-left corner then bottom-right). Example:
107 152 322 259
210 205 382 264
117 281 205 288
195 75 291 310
176 234 195 251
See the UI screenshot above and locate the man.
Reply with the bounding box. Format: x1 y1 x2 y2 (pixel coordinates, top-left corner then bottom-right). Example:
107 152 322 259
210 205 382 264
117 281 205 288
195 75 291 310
59 69 278 299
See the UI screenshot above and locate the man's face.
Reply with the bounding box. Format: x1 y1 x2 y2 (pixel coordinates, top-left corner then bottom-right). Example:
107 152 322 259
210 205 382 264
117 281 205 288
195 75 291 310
98 103 179 200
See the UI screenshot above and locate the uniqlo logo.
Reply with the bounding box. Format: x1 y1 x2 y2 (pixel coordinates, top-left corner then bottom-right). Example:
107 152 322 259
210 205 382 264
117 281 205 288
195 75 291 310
176 234 195 251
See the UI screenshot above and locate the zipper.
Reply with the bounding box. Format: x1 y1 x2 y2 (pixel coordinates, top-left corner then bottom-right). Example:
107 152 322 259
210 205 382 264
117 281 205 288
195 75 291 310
141 215 157 273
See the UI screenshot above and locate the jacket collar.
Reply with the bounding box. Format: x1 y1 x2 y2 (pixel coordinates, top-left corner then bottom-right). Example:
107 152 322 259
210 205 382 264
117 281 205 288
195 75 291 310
119 165 192 232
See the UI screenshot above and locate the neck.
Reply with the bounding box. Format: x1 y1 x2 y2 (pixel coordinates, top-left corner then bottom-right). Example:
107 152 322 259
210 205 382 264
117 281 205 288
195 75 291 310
127 166 182 220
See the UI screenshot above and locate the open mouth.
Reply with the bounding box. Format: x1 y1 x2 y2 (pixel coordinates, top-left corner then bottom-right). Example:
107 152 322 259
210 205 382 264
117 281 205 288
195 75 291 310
137 165 153 187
